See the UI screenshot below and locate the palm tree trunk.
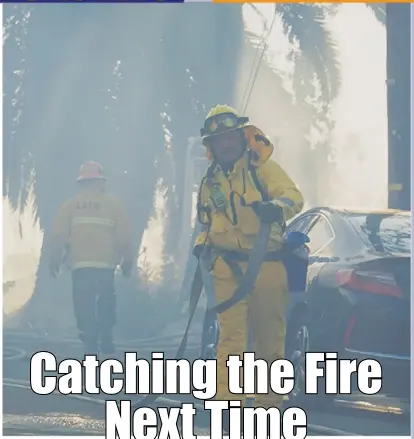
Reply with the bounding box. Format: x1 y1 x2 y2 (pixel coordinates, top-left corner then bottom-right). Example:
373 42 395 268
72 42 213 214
387 4 411 210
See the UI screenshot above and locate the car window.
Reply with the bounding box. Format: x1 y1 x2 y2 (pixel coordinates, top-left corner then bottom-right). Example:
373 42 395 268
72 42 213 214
346 213 411 255
306 216 335 254
288 214 317 234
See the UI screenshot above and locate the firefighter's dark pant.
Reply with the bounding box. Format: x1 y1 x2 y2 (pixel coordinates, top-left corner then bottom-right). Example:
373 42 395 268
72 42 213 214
71 267 116 347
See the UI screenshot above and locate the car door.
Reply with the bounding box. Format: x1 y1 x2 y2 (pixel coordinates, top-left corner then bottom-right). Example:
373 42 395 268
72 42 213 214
285 213 321 312
306 214 336 281
304 215 340 347
287 212 336 283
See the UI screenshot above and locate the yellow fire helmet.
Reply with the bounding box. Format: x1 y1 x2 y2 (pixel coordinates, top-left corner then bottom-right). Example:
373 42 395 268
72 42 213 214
200 104 250 144
200 104 274 164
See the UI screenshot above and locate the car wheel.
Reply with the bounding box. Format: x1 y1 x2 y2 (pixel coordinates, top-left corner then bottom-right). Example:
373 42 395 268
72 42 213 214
286 314 335 410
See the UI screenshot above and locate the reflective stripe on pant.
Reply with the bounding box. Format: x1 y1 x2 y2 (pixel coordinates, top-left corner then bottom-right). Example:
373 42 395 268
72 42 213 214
71 268 116 345
213 257 289 409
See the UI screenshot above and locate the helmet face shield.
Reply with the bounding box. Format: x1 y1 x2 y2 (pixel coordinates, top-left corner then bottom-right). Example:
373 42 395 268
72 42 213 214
201 113 249 137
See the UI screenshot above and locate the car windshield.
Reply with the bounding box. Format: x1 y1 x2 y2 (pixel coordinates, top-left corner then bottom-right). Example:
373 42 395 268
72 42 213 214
346 212 411 255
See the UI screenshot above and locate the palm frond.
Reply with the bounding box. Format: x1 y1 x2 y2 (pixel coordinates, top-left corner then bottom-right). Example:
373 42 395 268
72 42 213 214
277 4 341 102
366 3 386 25
3 5 34 210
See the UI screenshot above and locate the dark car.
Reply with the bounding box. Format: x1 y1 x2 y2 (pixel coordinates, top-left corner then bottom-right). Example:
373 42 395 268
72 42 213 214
200 207 411 408
285 207 411 408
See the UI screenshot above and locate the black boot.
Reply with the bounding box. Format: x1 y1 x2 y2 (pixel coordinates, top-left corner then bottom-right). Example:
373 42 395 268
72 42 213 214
80 331 99 356
84 340 99 356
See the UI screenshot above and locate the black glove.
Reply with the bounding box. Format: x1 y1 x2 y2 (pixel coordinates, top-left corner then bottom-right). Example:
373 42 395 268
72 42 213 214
252 201 284 224
193 245 205 259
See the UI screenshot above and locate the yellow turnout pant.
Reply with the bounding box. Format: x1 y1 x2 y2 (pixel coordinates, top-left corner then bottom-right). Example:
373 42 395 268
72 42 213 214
213 257 289 409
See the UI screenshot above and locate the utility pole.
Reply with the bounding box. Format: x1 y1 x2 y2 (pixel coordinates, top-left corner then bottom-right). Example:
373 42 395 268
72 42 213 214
387 4 411 211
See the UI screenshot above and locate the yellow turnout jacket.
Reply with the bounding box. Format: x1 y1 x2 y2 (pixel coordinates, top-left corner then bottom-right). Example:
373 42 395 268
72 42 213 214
49 188 134 270
195 126 304 252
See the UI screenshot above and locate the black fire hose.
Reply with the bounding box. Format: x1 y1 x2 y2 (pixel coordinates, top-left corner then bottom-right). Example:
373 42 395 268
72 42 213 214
131 221 271 410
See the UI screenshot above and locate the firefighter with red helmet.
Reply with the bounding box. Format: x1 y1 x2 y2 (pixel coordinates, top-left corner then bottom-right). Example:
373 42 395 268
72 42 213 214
49 161 134 354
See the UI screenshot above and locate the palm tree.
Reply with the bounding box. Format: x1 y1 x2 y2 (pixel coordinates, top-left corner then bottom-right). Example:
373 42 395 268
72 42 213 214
277 4 341 101
268 4 386 204
103 5 169 255
268 4 341 205
3 5 170 327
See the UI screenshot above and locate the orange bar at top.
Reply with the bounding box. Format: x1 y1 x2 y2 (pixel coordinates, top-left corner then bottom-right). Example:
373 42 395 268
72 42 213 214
213 0 410 3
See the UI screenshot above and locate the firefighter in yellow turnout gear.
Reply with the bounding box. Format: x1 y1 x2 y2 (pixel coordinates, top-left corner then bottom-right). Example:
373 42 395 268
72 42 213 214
194 105 304 409
49 161 134 354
